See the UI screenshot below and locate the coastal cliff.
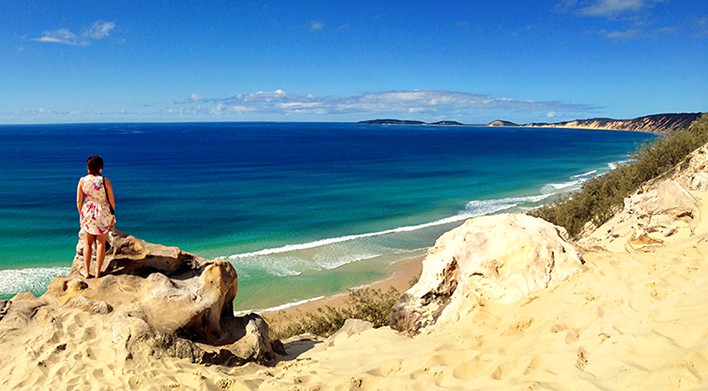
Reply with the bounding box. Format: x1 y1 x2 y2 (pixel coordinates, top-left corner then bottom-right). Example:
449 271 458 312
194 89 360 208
364 112 704 133
519 112 702 133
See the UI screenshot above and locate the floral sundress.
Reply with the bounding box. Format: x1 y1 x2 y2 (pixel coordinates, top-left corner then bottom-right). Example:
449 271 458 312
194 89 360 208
79 175 114 235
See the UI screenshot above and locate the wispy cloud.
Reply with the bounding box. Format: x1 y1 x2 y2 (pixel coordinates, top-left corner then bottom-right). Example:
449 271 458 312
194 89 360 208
33 28 84 46
33 21 116 46
83 21 115 39
3 90 597 123
696 15 708 37
558 0 679 40
558 0 662 19
309 21 324 32
600 28 640 40
177 89 598 119
578 0 650 19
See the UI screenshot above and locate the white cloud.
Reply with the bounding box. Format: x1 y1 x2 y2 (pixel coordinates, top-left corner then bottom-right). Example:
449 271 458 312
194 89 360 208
33 28 86 46
559 1 676 40
309 21 324 32
33 20 116 46
557 0 670 21
600 29 639 40
578 0 648 18
177 89 597 119
82 21 115 40
3 90 598 123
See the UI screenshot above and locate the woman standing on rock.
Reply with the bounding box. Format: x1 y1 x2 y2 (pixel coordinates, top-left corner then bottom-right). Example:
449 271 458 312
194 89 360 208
76 155 116 278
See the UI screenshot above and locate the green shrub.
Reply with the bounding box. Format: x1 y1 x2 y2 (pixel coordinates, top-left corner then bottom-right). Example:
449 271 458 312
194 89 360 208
531 113 708 237
269 286 401 340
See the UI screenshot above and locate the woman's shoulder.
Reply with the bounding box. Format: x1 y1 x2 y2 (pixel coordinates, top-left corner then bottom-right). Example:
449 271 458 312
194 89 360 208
80 174 102 183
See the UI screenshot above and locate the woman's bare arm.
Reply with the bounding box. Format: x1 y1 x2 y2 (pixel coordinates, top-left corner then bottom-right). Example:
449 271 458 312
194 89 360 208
105 177 116 210
76 178 84 213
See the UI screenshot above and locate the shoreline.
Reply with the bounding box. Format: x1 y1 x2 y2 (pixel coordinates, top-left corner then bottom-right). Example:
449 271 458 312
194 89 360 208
259 253 424 325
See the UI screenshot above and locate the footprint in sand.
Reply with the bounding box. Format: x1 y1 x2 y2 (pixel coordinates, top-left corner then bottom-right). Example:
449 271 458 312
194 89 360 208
564 329 580 344
550 323 569 333
491 360 518 380
503 318 534 336
292 374 313 384
431 350 474 366
680 352 708 383
367 360 402 377
523 356 544 375
648 280 671 301
127 375 143 388
343 377 364 389
410 366 430 380
575 348 589 371
452 356 488 380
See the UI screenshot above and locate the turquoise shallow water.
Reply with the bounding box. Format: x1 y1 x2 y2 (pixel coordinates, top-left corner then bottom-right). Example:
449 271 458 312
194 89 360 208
0 122 655 309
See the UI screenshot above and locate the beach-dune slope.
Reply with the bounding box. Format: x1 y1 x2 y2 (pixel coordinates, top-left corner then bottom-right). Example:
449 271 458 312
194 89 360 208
2 145 708 390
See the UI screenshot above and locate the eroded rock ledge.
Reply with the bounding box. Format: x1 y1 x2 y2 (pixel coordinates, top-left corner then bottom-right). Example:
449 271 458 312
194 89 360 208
0 228 273 367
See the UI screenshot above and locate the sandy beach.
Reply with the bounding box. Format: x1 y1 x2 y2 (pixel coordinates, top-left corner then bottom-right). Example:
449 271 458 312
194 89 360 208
260 254 423 327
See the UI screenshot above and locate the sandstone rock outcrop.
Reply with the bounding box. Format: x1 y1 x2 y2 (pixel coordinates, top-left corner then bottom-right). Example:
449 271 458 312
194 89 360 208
0 228 274 367
390 214 585 334
578 143 708 252
625 180 700 245
580 179 701 252
70 229 206 278
690 173 708 190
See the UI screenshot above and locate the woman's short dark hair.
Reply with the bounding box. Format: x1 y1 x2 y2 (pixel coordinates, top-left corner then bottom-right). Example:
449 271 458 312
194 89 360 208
87 155 104 175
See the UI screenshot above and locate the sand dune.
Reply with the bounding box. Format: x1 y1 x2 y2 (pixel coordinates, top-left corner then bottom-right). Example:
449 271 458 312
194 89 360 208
241 202 708 390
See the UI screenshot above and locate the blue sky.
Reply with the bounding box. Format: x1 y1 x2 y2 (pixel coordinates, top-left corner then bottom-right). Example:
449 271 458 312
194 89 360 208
0 0 706 124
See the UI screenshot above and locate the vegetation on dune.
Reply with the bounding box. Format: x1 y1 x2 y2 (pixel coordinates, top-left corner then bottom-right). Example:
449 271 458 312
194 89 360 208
531 113 708 237
269 287 402 340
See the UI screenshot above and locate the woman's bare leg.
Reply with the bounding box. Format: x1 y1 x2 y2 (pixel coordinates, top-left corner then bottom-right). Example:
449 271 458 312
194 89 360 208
95 233 108 278
83 232 95 278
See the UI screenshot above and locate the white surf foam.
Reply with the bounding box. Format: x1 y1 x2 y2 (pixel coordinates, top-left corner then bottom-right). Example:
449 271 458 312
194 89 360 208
235 295 326 315
228 193 553 261
608 159 631 170
0 267 70 296
571 170 597 178
541 180 581 193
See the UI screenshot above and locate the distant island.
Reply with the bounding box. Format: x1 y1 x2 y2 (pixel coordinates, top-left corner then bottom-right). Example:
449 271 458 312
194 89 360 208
487 120 519 127
358 119 464 126
358 113 704 134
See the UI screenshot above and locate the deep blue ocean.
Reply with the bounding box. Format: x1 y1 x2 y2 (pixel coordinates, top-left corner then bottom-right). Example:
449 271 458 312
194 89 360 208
0 122 655 310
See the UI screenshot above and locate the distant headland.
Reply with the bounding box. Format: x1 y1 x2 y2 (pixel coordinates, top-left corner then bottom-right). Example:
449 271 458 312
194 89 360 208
359 112 704 133
357 119 464 126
